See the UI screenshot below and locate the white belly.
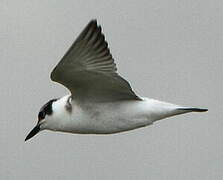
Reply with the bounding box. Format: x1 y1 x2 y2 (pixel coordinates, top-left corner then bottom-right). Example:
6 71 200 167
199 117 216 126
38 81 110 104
46 97 180 134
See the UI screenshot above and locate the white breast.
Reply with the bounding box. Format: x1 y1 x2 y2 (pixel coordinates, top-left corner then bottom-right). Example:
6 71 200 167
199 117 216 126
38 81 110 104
43 95 181 134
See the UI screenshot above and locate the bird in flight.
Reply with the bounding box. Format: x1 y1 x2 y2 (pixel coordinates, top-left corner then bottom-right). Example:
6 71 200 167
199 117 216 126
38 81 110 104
25 20 207 141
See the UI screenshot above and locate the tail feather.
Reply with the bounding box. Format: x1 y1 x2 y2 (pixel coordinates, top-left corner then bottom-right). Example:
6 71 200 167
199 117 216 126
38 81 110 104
177 107 208 112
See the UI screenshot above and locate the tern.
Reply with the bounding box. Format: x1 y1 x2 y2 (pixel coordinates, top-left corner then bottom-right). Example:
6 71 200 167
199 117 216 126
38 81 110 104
25 20 207 141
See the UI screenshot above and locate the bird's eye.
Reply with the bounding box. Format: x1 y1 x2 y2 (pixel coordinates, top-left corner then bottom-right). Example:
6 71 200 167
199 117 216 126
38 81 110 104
38 111 45 120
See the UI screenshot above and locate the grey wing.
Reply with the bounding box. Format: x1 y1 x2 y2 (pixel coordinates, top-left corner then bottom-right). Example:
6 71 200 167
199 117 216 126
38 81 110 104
50 20 140 102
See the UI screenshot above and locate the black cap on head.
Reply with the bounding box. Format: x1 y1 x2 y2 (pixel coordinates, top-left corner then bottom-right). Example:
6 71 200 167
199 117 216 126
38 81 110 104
25 98 57 142
37 99 57 123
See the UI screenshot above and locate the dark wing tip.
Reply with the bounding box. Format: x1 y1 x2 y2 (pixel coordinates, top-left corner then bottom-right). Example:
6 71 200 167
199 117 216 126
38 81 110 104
85 19 98 31
90 19 97 23
178 108 208 112
193 108 208 112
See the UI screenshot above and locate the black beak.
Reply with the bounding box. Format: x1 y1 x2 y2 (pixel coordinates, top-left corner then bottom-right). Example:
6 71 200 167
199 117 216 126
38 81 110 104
25 124 40 141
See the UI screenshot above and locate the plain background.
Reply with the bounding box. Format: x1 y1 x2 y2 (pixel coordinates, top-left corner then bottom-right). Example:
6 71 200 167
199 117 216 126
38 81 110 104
1 1 222 179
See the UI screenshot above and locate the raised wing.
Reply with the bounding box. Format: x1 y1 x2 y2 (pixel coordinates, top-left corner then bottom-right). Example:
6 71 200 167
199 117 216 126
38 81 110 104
50 20 140 102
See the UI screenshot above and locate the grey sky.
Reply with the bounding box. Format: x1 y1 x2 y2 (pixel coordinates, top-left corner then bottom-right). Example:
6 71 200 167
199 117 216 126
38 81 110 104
1 1 222 179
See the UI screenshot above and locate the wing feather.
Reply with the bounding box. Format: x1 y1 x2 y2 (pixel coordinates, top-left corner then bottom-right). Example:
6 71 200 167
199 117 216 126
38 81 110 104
51 20 140 102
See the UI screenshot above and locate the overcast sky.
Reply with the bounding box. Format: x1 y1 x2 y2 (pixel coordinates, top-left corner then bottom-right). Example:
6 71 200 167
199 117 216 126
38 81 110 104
1 1 222 179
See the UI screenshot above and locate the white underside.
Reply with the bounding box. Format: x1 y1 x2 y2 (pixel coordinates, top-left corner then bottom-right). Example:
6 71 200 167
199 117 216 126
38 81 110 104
41 95 188 134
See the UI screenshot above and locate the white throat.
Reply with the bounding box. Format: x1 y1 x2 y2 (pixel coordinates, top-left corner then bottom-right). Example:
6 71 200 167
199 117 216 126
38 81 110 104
41 95 72 131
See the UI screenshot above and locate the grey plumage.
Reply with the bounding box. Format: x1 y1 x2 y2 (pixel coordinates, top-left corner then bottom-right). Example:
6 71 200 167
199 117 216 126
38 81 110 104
51 20 140 102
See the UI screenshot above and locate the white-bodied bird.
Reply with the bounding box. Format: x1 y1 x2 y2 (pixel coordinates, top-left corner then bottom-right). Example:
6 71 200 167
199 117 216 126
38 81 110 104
25 20 207 141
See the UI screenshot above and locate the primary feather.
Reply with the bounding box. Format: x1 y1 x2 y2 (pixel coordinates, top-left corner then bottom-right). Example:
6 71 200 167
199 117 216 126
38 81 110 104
50 20 140 102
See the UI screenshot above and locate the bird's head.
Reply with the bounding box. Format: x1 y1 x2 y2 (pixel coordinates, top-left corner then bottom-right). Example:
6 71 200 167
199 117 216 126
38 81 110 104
25 98 57 141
